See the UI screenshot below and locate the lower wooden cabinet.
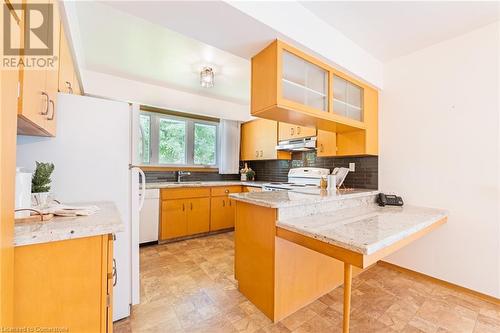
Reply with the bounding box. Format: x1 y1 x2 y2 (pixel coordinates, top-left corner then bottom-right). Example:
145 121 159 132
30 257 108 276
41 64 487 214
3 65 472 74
160 186 243 240
160 198 210 240
14 234 114 332
187 198 210 235
210 196 236 231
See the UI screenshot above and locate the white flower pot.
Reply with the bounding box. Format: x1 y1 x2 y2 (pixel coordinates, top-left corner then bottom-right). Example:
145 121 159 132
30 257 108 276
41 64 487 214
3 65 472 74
31 192 51 208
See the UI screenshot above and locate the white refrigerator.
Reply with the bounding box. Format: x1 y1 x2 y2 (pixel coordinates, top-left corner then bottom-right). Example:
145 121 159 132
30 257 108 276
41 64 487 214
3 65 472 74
16 93 144 321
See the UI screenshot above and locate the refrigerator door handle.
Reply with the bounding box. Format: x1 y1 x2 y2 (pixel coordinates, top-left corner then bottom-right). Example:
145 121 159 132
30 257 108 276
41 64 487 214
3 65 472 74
137 168 146 212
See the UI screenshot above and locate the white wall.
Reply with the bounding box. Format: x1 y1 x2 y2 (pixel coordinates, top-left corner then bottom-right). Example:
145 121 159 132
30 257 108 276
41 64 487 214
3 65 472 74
380 22 500 297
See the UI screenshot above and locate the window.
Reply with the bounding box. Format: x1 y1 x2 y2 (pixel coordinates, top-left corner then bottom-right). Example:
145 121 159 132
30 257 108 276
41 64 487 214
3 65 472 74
159 118 186 164
139 110 219 167
194 123 217 165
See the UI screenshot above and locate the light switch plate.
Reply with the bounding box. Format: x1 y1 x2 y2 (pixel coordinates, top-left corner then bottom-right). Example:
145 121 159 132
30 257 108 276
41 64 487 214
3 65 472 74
349 163 355 172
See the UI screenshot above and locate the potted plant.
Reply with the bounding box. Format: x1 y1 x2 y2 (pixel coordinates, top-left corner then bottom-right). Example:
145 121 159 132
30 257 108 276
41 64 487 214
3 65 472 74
246 168 256 181
31 161 55 208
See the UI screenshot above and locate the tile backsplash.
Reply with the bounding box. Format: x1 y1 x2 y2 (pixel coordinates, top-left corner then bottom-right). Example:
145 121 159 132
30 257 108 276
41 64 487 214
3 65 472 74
145 153 378 190
144 171 239 183
241 152 378 189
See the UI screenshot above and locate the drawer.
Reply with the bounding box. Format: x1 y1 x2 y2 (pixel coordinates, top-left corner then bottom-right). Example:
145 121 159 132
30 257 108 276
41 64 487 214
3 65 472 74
211 186 242 197
161 187 210 200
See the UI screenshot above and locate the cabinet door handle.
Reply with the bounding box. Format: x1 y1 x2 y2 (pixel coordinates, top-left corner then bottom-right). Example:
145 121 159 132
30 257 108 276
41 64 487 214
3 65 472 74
290 127 294 135
260 150 263 157
112 258 117 287
182 203 185 211
255 150 259 158
41 91 49 115
229 200 232 207
320 144 324 152
47 100 55 120
297 126 301 135
224 189 229 194
222 200 225 207
190 202 193 210
65 81 73 94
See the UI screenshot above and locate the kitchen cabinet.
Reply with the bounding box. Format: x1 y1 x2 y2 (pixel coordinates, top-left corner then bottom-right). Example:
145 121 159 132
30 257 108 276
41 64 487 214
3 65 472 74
160 188 210 240
210 196 236 231
278 122 316 141
16 0 81 137
210 185 242 231
14 234 114 332
251 39 378 156
240 119 291 161
58 22 81 94
316 129 337 157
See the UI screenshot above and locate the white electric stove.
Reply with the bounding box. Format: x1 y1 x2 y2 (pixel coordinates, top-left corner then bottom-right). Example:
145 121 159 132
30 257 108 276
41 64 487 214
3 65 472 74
262 167 330 191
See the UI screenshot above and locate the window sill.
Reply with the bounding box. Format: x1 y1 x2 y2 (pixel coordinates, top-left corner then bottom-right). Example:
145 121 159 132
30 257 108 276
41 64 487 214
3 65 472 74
135 165 219 173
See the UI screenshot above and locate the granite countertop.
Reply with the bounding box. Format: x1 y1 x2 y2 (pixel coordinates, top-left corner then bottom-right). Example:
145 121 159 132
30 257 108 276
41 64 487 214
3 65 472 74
278 205 447 255
14 201 124 247
145 181 267 189
229 188 379 208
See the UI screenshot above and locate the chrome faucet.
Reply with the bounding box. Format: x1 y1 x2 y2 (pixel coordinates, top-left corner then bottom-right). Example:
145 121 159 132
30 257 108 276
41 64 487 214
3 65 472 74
175 171 191 182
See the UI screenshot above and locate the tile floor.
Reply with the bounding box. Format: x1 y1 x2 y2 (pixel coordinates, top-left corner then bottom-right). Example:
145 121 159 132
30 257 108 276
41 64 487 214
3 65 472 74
114 232 500 333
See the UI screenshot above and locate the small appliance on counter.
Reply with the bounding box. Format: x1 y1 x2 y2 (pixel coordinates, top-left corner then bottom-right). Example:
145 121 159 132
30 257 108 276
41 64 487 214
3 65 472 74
15 167 32 218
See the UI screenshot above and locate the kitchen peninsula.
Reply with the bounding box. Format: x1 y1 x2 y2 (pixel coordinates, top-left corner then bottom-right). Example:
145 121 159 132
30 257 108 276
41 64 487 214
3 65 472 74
230 190 447 332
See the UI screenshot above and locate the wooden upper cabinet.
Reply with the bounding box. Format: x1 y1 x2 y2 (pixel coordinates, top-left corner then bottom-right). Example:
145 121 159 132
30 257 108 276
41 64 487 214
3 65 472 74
16 0 81 137
251 40 379 156
317 129 337 157
278 122 316 141
240 119 291 161
58 21 80 95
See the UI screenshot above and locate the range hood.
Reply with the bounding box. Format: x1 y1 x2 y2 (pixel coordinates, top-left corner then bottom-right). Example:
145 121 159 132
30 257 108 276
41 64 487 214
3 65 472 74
276 137 317 151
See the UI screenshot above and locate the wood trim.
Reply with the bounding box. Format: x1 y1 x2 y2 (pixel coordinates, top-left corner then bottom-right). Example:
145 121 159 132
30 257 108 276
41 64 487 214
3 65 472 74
137 166 219 173
378 261 500 306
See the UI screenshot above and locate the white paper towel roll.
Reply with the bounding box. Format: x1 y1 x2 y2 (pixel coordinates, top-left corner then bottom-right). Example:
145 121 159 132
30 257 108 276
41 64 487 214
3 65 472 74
15 167 32 218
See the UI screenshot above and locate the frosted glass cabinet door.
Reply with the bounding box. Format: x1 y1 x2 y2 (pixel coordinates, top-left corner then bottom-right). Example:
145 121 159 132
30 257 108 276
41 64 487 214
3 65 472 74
282 50 328 112
333 75 363 121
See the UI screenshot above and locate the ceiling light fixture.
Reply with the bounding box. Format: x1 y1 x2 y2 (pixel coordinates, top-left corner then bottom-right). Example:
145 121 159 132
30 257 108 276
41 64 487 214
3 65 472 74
200 67 214 88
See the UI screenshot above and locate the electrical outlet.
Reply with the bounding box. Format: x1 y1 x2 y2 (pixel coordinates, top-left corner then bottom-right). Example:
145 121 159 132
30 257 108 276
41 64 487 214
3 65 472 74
349 163 355 172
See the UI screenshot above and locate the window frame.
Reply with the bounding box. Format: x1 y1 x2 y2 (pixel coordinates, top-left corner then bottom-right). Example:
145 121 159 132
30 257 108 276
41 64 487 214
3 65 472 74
139 110 219 168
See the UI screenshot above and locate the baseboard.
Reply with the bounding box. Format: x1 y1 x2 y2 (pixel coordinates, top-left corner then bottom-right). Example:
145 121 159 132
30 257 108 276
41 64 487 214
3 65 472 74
378 261 500 306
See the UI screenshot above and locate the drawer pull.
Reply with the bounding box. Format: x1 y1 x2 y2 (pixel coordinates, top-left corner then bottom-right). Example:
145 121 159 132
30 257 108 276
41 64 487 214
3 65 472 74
260 150 263 157
297 126 301 135
41 91 49 115
47 99 55 120
65 81 73 94
290 127 294 135
224 189 229 193
112 259 117 287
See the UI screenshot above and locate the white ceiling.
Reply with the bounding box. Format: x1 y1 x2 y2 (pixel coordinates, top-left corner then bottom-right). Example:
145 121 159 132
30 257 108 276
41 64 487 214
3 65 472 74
70 0 500 109
300 1 500 62
73 1 250 105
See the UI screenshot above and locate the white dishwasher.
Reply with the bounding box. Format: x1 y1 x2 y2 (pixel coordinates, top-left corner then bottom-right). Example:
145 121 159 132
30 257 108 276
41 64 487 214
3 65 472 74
139 188 160 244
